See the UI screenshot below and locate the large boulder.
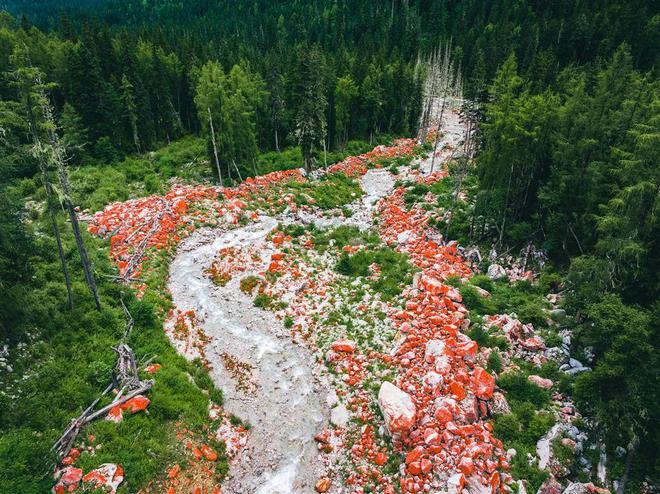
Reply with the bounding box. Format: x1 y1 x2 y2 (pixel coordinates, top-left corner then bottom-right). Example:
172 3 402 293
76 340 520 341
378 381 416 434
528 375 554 389
471 367 495 400
487 264 507 280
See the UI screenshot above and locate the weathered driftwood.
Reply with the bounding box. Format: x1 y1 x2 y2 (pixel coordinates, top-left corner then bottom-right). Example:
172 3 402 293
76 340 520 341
121 199 169 282
51 331 153 461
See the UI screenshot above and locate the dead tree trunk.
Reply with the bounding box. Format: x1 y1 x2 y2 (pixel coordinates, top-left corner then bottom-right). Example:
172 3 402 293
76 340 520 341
43 172 74 310
25 91 74 309
40 95 101 310
207 107 223 187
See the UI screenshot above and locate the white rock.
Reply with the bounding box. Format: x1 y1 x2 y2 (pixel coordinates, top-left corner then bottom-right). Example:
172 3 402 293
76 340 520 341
330 403 349 427
326 389 338 407
397 230 412 245
487 264 507 280
423 371 443 387
378 381 416 434
425 339 446 360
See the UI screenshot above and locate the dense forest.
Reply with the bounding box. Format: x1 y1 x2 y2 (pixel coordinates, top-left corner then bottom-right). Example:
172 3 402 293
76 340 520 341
0 0 658 492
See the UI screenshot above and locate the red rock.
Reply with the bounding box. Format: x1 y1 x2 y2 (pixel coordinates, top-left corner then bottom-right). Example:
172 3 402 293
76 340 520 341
201 444 218 461
374 452 388 466
121 395 150 414
407 461 422 475
314 430 330 443
330 339 357 353
82 463 124 493
435 406 453 423
423 427 441 445
106 405 123 423
57 466 83 488
448 381 467 400
315 477 331 492
144 363 161 374
471 367 495 400
405 446 425 465
168 464 180 479
537 477 562 494
420 458 433 474
528 375 553 389
458 457 474 475
521 337 545 350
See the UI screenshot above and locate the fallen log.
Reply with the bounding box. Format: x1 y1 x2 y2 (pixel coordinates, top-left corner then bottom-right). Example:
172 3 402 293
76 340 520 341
51 339 153 461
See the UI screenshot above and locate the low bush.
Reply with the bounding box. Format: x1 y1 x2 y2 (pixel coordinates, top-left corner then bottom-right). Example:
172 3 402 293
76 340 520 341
497 372 551 408
335 247 414 300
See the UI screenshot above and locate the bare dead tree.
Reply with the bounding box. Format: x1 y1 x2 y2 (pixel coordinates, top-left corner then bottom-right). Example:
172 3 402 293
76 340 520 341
21 76 74 309
51 302 154 461
416 40 464 175
37 82 101 310
207 106 224 186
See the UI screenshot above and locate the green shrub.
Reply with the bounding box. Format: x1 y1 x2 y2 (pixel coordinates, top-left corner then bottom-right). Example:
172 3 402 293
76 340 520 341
335 247 414 300
497 372 551 408
240 275 260 294
487 350 504 374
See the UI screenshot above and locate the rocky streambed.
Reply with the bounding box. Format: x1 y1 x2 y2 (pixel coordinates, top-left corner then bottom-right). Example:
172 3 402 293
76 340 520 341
167 167 398 493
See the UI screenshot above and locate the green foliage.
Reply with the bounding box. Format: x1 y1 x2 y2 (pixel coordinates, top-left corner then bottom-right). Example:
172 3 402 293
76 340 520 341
307 174 360 209
487 350 504 374
69 136 209 211
466 324 508 350
311 225 380 253
498 372 551 408
0 221 226 492
239 275 260 294
460 277 549 329
335 247 414 300
573 295 658 472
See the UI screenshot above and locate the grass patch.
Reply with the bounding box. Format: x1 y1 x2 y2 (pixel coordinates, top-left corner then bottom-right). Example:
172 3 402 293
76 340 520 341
335 247 415 301
311 225 380 253
0 217 227 492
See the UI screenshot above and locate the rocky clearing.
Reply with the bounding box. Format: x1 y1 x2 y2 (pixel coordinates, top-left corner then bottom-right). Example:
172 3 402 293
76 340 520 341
70 106 611 494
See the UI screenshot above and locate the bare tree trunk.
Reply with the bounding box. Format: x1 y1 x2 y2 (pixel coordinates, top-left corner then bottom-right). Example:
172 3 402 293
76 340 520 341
44 174 74 310
25 90 74 309
131 118 141 154
322 137 328 169
618 438 638 494
429 88 449 173
43 105 101 311
232 159 243 182
207 107 223 186
275 127 280 152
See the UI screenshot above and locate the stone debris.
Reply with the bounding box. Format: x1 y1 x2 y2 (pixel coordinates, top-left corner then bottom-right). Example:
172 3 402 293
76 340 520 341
81 109 590 493
378 381 417 434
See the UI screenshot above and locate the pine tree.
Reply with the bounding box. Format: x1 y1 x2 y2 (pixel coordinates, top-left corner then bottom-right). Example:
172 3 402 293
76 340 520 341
293 45 327 173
